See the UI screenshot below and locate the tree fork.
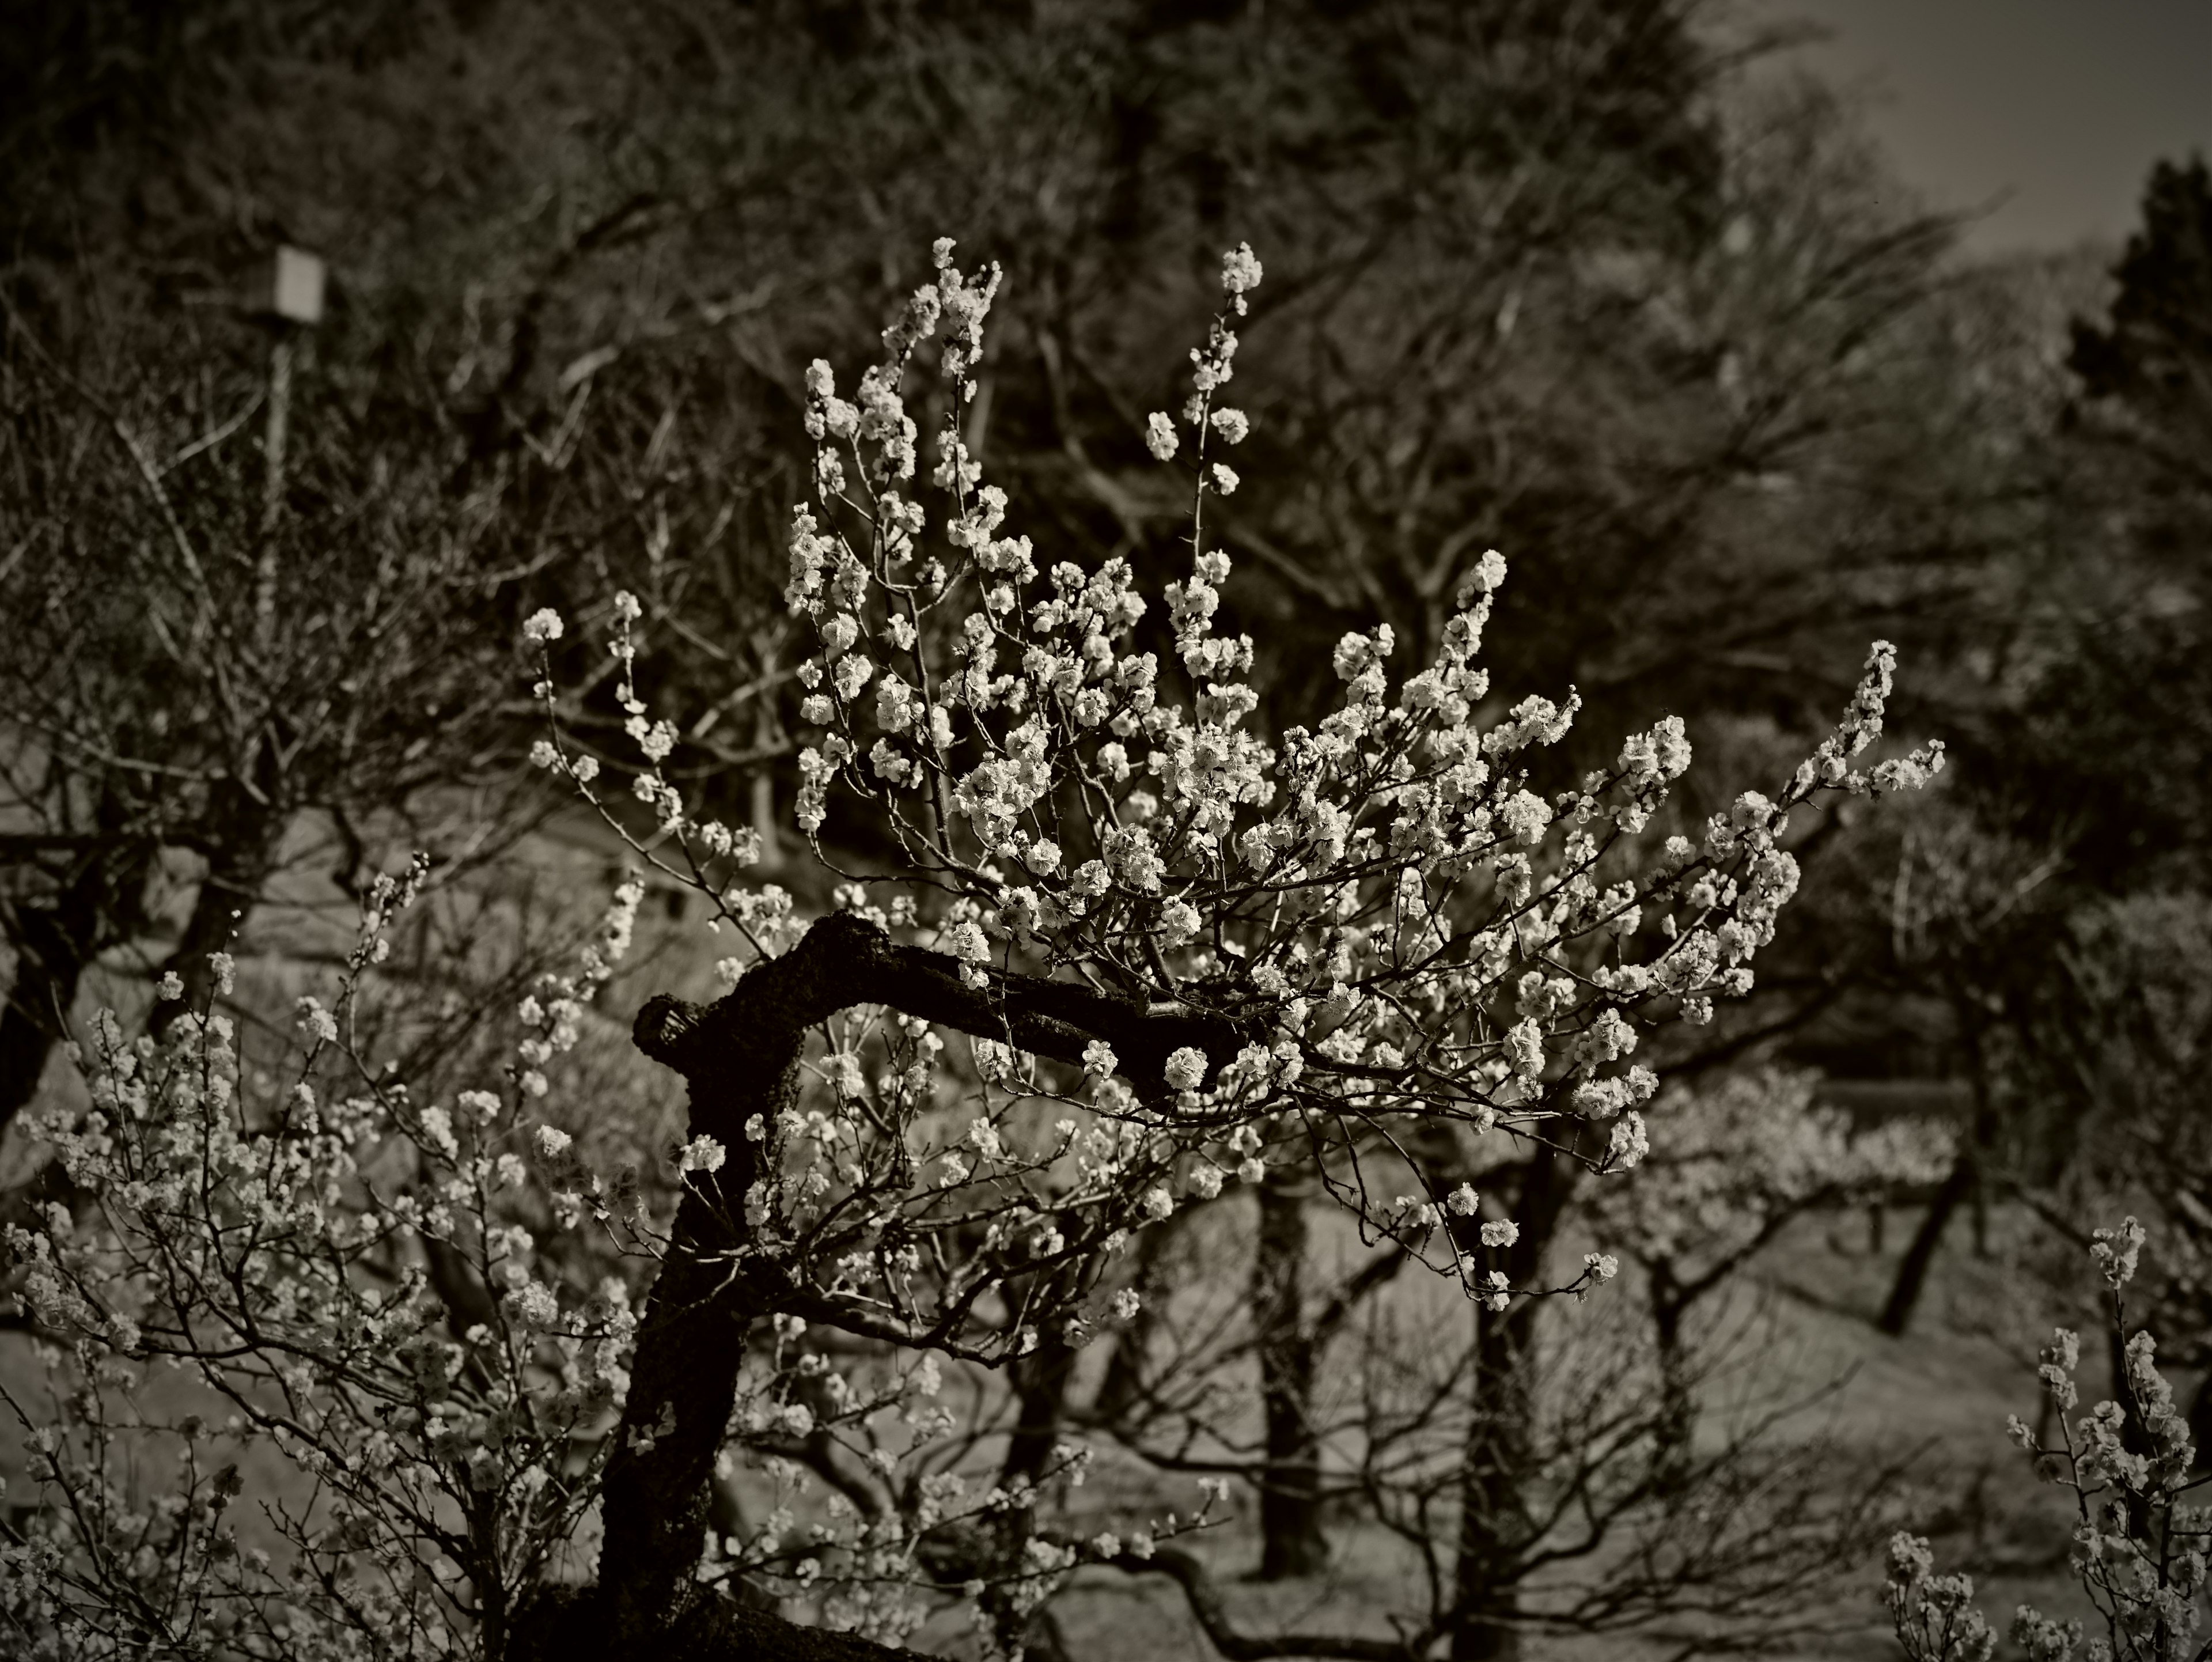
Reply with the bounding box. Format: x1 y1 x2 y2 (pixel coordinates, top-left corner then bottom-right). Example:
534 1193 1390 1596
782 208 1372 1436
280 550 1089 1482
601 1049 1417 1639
589 911 1255 1653
594 913 906 1645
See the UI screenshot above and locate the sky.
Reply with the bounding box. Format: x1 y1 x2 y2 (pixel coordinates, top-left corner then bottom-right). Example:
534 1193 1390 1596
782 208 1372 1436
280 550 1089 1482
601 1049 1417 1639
1747 0 2212 253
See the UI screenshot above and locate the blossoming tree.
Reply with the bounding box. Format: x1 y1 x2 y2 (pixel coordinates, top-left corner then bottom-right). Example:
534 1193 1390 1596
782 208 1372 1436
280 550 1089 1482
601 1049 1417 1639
1 242 1940 1660
1582 1068 1955 1481
1887 1218 2210 1662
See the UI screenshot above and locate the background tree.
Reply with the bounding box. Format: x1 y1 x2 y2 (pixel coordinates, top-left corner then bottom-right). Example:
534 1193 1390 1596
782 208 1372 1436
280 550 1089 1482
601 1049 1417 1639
1846 154 2212 1339
0 296 532 1135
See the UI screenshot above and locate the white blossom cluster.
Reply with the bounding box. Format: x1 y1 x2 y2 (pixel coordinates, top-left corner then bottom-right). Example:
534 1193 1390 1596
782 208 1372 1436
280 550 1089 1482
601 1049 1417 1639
0 866 646 1657
1891 1218 2210 1662
506 238 1944 1334
713 239 1939 1304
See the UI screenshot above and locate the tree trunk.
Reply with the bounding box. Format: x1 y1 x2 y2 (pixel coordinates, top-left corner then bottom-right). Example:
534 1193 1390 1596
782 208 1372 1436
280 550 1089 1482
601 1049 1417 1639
986 1316 1083 1655
0 796 151 1133
0 883 100 1133
1003 1344 1078 1493
593 953 832 1649
1883 1005 2000 1336
1003 1261 1083 1489
1092 1218 1172 1424
1254 1168 1328 1579
539 911 1251 1659
1648 1262 1694 1495
2188 1371 2212 1471
1449 1142 1569 1662
1878 1153 1972 1336
151 831 277 1038
1452 1286 1534 1662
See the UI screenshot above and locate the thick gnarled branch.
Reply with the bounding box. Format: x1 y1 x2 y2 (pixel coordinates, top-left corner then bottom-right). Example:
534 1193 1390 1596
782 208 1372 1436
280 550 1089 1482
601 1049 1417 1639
596 913 1255 1653
635 911 1256 1092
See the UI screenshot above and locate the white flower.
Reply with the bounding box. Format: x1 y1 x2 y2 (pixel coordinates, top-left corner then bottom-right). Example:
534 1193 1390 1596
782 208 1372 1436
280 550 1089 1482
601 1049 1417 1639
1500 789 1552 844
522 608 565 645
1082 1040 1119 1080
1479 1219 1519 1248
1111 1289 1142 1320
1447 1183 1480 1216
1145 411 1177 461
679 1135 728 1176
1584 1252 1619 1284
1164 1046 1207 1091
634 719 677 763
1140 1186 1174 1221
1220 243 1263 312
1209 463 1239 495
1503 1019 1544 1079
2091 1217 2145 1290
155 972 184 1001
1209 408 1249 444
513 1282 560 1327
535 1125 572 1157
294 995 338 1046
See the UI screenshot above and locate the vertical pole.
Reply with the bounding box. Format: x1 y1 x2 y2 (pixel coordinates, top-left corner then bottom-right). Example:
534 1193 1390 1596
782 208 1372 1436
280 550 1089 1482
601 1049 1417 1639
751 702 781 869
256 327 294 653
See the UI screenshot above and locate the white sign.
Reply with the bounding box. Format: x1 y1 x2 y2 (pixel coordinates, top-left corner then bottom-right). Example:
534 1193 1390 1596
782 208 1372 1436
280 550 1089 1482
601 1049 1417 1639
271 246 326 325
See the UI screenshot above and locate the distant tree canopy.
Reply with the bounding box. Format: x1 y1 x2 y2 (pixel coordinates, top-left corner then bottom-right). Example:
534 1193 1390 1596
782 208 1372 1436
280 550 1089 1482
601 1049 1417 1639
2 0 1984 755
2030 153 2212 885
2071 154 2212 424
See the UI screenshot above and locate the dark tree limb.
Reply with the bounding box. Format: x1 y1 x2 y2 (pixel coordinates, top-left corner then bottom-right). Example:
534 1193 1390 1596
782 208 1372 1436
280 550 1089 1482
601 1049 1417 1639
638 913 1256 1092
581 912 1261 1656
